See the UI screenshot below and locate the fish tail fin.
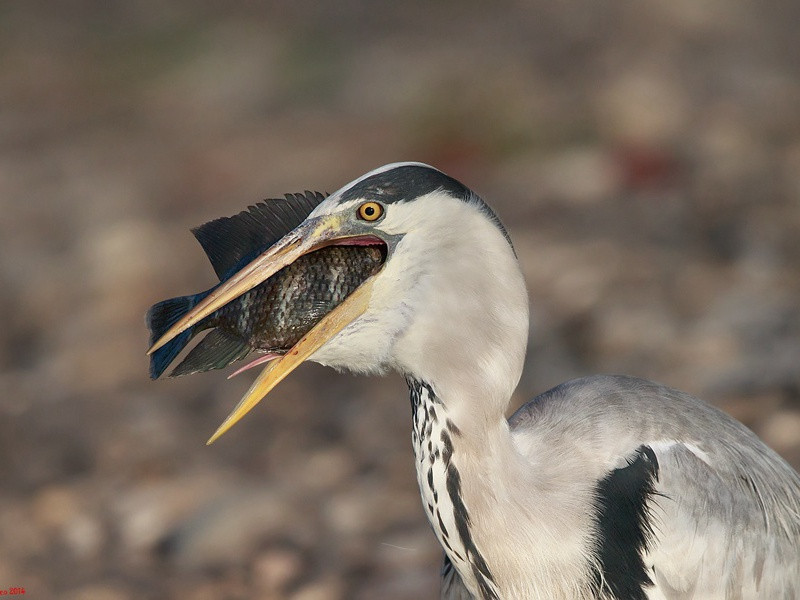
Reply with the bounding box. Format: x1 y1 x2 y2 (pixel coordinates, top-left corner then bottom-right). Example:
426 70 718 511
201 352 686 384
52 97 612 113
146 292 207 380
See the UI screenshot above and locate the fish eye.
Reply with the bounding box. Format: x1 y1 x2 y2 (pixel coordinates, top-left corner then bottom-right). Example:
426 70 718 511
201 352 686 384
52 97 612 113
357 201 383 221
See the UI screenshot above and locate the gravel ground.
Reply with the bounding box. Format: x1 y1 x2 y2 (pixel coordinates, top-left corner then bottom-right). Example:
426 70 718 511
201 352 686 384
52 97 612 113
1 2 799 598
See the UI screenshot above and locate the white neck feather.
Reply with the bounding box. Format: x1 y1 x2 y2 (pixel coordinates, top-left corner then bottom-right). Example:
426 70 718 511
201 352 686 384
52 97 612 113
390 194 529 430
315 191 597 597
385 195 599 599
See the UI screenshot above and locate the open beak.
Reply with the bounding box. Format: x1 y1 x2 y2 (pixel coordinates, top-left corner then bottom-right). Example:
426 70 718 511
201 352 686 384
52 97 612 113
146 213 381 444
205 277 374 444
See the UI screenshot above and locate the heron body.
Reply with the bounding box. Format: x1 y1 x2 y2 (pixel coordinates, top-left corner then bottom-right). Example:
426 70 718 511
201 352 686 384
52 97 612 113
149 163 800 599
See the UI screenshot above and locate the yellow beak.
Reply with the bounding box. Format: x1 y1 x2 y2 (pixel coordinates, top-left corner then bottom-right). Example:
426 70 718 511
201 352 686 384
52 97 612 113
146 213 380 443
205 277 374 444
148 214 348 355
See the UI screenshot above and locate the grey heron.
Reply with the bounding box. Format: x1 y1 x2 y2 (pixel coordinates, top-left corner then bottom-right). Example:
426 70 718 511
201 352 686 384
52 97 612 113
149 162 800 599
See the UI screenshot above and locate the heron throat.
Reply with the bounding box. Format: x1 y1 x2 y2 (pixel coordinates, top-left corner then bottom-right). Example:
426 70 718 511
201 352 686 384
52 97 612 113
408 377 501 600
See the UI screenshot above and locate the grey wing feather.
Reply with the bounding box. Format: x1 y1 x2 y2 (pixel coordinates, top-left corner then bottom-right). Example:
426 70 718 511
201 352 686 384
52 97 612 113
646 439 800 597
508 375 800 599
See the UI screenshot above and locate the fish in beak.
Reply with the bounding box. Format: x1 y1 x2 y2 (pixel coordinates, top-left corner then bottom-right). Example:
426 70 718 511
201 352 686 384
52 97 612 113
146 194 387 444
204 275 376 444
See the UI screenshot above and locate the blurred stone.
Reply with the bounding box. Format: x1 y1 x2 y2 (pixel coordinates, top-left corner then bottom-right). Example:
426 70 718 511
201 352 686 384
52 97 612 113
180 579 248 600
713 392 783 430
252 548 304 595
520 237 619 320
591 304 680 365
614 143 680 191
355 567 440 600
114 475 229 553
22 485 105 560
291 447 355 493
536 147 620 204
0 503 47 560
760 411 800 454
63 512 105 560
32 485 81 531
325 488 370 537
784 141 800 201
695 105 768 186
652 0 746 30
63 584 130 600
598 70 690 143
674 326 741 383
156 487 300 570
289 578 345 600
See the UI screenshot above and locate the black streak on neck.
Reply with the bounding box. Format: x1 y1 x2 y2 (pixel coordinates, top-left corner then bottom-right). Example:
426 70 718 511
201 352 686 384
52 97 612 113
445 458 499 600
407 378 499 600
593 445 660 600
408 377 438 420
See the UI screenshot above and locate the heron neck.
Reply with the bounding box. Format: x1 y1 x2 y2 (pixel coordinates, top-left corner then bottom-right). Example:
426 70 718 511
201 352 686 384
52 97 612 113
408 374 532 599
391 208 530 432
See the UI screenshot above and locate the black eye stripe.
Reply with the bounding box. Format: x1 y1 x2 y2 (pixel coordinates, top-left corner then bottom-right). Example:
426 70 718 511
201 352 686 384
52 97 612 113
340 165 513 250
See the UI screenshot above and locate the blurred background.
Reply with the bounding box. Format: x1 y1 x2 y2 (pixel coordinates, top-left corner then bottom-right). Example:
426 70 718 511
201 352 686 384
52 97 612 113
1 1 799 598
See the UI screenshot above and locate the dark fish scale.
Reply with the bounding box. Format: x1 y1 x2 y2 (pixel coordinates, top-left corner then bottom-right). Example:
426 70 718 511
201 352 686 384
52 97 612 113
147 245 385 378
206 245 383 351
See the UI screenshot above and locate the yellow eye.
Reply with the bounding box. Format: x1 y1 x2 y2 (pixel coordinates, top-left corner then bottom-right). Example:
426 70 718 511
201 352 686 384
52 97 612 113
358 201 383 221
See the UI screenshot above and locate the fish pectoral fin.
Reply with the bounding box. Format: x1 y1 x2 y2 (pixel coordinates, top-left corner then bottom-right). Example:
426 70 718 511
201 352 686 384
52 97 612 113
169 329 251 377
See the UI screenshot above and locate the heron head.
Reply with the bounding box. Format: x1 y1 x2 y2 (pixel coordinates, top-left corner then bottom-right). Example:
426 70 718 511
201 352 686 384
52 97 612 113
148 162 528 442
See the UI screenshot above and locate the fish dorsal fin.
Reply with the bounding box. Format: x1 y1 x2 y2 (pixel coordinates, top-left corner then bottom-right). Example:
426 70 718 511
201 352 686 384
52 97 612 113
192 191 327 280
